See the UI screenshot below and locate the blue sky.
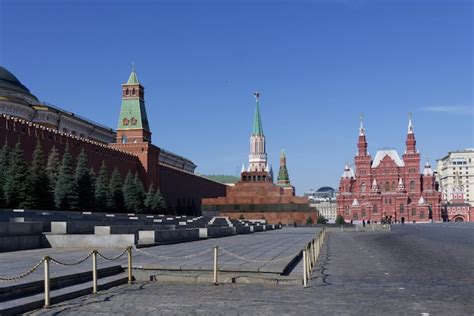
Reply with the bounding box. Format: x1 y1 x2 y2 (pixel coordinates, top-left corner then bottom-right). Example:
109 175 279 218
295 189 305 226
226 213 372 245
1 0 472 194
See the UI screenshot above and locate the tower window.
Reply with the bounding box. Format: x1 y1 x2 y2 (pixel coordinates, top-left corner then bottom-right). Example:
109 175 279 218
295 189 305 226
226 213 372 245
361 182 366 193
121 135 127 143
410 180 415 191
385 181 389 192
126 88 129 95
131 117 137 126
132 89 136 95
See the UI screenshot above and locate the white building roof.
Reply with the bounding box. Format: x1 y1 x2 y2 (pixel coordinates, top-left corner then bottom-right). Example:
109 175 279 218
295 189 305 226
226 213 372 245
372 149 405 168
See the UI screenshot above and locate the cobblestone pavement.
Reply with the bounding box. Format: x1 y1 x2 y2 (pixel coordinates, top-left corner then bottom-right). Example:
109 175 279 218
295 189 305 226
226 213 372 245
27 223 474 315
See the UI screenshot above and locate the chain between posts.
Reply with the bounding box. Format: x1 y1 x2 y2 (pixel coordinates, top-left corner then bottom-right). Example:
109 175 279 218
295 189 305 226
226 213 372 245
49 251 94 267
303 228 327 288
0 257 45 282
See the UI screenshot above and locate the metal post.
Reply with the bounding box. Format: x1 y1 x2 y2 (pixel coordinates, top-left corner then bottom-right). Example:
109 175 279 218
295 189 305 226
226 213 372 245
127 246 133 285
213 246 219 285
44 256 50 308
303 249 307 287
92 250 98 294
306 246 311 279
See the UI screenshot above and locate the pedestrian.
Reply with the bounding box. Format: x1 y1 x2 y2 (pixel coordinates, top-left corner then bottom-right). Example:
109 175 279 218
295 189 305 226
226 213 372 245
362 219 366 227
401 217 405 225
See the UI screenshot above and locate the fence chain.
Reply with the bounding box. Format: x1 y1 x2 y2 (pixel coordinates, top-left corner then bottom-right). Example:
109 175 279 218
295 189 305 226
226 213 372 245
133 246 211 260
0 258 45 282
49 251 94 267
219 248 301 264
96 248 128 261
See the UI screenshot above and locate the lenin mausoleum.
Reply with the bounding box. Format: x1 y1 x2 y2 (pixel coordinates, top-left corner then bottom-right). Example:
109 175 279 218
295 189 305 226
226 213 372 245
337 115 442 223
202 93 317 225
0 66 226 213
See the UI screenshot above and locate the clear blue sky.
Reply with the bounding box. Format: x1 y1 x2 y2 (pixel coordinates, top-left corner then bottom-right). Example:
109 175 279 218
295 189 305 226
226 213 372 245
1 0 472 194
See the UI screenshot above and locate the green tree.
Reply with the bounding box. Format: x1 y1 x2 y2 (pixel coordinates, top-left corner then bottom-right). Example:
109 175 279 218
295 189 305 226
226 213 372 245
134 173 145 213
94 161 109 212
4 143 29 208
153 188 168 214
306 216 314 225
75 149 94 210
0 144 10 208
46 146 60 199
54 145 78 210
123 171 137 212
335 214 345 225
144 184 155 213
108 168 124 212
317 214 327 224
25 142 51 209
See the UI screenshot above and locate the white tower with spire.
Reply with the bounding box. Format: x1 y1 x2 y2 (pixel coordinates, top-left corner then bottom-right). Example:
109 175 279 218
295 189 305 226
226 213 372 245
248 92 268 172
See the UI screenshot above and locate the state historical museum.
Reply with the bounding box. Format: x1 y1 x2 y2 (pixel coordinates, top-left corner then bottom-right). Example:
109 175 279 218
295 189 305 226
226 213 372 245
337 116 441 223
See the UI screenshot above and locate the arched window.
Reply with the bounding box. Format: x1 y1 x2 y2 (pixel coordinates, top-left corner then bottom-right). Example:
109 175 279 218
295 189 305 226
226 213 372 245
361 182 366 193
410 180 415 191
132 88 136 95
125 88 129 95
123 118 129 126
399 204 404 213
391 181 396 191
385 181 390 192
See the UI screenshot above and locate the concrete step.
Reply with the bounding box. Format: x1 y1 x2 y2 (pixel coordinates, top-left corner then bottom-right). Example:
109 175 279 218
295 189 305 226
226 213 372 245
0 265 123 302
0 272 128 315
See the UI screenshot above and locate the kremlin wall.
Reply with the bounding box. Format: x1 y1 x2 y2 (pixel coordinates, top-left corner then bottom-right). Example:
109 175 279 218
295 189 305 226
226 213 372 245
0 66 226 213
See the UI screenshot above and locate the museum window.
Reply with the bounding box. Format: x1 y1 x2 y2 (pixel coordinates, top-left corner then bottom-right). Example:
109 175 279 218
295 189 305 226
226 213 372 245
420 211 425 219
353 213 358 220
411 208 416 216
410 180 415 191
384 181 389 192
373 205 378 213
361 209 366 217
361 182 366 193
391 181 396 191
399 204 404 213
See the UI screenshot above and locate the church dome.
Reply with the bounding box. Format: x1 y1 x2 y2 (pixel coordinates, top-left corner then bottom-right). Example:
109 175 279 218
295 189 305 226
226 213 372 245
0 66 38 101
317 186 335 193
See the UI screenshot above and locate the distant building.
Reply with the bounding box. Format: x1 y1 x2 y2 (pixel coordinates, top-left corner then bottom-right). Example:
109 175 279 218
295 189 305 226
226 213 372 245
306 186 337 201
437 148 474 206
336 115 442 222
202 93 317 225
441 171 473 222
307 187 337 221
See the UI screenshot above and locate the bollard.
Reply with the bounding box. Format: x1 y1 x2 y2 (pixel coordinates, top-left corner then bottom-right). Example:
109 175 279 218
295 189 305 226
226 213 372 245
92 250 98 294
127 246 133 285
303 249 307 287
44 256 50 308
213 246 219 285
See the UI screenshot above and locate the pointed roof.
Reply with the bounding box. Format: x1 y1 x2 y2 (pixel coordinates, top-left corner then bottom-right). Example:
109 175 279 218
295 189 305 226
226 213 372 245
352 199 359 207
408 112 414 134
127 68 139 84
252 92 264 136
423 160 433 176
359 113 365 136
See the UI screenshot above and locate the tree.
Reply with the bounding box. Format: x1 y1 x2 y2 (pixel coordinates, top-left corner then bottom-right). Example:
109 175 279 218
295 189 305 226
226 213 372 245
46 146 60 199
306 217 314 225
317 215 327 224
75 149 94 210
134 172 145 213
54 145 78 210
25 142 51 209
4 143 29 208
94 161 109 212
153 188 168 213
335 214 345 225
0 144 10 208
123 171 137 212
108 168 124 212
144 184 155 213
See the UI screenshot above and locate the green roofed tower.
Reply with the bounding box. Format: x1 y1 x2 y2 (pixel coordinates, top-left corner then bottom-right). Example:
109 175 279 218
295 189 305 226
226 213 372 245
277 149 291 186
116 66 151 144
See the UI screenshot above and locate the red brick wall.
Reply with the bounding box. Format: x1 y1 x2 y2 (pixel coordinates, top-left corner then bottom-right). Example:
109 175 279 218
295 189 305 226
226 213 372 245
159 164 227 214
0 115 141 178
220 211 318 225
